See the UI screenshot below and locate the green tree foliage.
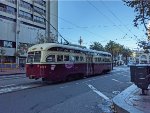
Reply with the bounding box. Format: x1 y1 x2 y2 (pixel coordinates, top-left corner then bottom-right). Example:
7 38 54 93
105 40 119 57
122 48 132 64
0 47 6 63
123 0 150 31
36 31 49 44
36 31 57 44
90 42 105 51
105 40 132 61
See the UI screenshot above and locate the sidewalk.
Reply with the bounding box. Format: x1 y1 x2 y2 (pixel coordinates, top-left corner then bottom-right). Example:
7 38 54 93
113 84 150 113
0 68 25 76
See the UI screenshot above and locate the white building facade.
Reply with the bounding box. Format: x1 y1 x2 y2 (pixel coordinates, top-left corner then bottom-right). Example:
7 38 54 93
0 0 58 64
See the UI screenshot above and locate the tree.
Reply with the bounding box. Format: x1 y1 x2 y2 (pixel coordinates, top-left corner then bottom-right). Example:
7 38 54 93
122 48 132 65
36 31 49 44
0 47 6 63
36 31 57 44
90 42 105 51
123 0 150 32
104 40 132 66
105 40 119 57
105 41 120 67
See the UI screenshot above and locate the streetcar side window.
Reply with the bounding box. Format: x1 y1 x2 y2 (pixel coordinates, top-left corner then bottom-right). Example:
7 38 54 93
80 56 84 62
70 55 75 62
64 55 69 61
75 56 79 62
46 55 55 62
57 55 63 62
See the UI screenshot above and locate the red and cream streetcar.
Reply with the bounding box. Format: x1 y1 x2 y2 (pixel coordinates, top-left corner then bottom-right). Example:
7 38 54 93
26 43 112 82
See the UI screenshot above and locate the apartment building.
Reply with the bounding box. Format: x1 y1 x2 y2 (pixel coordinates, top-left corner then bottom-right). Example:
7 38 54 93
0 0 58 64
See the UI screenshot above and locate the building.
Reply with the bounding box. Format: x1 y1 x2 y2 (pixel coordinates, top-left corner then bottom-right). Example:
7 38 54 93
0 0 58 64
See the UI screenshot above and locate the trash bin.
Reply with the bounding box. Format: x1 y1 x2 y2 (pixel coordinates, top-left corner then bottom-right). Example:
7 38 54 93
130 64 150 94
130 65 136 82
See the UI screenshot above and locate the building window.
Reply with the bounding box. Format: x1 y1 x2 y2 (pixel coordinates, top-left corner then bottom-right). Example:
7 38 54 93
0 40 3 47
4 40 13 48
33 15 45 24
0 3 16 15
34 6 45 15
0 40 15 48
19 10 32 20
33 0 46 7
19 0 32 11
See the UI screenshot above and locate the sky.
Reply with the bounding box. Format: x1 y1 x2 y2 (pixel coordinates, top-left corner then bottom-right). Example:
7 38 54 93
57 0 147 49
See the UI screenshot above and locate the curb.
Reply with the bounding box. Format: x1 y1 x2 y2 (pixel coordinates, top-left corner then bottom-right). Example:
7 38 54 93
113 84 143 113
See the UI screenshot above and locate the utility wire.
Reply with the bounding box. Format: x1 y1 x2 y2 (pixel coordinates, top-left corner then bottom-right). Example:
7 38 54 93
100 0 140 41
51 13 107 39
51 13 133 43
86 0 125 33
86 0 139 42
34 10 69 44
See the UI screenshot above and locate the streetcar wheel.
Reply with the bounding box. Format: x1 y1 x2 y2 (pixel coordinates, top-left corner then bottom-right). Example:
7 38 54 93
42 78 46 81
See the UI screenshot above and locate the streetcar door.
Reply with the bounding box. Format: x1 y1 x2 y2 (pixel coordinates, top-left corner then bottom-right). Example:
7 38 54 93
86 54 94 76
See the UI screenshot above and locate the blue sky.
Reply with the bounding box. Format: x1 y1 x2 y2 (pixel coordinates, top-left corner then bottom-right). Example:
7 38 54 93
58 0 147 49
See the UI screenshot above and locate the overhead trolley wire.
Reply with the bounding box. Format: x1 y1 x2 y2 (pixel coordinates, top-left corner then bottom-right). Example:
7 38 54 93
86 0 140 42
100 0 140 41
33 8 69 44
51 13 107 39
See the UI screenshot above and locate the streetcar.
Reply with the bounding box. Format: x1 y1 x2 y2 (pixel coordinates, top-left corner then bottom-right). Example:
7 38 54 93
26 43 112 82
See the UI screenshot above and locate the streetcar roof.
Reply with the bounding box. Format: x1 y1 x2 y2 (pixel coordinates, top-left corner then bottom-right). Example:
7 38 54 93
28 43 111 56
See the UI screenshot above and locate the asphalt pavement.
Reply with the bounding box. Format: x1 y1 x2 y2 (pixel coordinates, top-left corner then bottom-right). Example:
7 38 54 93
1 66 149 113
0 66 131 113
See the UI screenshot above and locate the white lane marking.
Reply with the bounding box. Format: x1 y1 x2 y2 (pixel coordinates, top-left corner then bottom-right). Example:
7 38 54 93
87 84 110 100
112 79 123 83
60 85 68 89
126 82 132 84
0 86 30 94
0 84 16 88
123 75 128 76
112 91 120 95
92 79 96 81
0 84 42 94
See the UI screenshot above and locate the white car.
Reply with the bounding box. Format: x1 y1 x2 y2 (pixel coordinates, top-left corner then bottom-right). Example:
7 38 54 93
127 62 135 67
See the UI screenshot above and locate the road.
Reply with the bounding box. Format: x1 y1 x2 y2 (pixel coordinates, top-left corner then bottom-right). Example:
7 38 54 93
0 66 132 113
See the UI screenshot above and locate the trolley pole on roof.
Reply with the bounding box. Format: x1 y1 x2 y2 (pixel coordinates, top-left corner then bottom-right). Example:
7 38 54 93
78 36 83 46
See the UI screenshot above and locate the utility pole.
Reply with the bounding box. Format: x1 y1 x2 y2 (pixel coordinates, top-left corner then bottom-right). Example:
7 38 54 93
15 0 20 65
78 36 83 46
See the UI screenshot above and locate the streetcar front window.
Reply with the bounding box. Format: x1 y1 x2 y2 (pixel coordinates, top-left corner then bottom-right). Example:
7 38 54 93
34 51 41 62
27 52 34 63
27 51 41 63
